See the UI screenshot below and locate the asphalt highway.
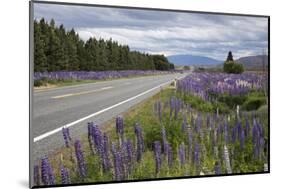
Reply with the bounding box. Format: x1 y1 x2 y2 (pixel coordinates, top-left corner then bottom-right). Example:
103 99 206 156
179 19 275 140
32 72 190 161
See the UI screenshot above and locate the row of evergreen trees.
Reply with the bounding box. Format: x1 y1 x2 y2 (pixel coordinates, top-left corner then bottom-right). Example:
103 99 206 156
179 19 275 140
34 18 174 72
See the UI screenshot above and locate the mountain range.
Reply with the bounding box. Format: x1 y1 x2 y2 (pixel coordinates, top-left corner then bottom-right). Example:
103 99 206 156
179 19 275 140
236 55 268 70
168 54 268 70
167 54 222 66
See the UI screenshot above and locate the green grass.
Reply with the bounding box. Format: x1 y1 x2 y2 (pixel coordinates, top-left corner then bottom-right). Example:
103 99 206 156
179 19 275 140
41 86 268 186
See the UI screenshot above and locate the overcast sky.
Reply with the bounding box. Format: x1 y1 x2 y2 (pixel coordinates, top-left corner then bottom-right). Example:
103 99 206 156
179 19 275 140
34 3 268 60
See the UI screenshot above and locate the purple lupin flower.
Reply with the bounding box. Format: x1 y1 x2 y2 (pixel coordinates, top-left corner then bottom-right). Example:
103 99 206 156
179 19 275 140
62 127 71 147
179 143 186 166
135 124 144 162
41 157 49 185
245 117 250 137
92 124 103 155
237 121 242 140
214 161 221 175
154 141 162 174
121 139 134 177
47 162 55 185
231 126 237 144
126 139 134 163
66 128 71 141
60 165 71 184
123 139 134 174
170 97 175 119
74 140 87 178
196 114 202 133
258 122 264 138
116 116 124 143
111 143 123 181
34 164 40 186
252 118 258 143
102 133 111 172
194 142 200 167
41 157 55 185
252 118 261 159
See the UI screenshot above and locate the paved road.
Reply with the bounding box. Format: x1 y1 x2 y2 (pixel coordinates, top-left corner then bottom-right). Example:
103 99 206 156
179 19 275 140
31 72 190 161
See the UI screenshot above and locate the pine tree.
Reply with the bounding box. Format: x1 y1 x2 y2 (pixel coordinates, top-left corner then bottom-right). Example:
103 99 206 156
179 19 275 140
66 29 79 70
34 20 47 72
226 51 234 62
48 28 65 71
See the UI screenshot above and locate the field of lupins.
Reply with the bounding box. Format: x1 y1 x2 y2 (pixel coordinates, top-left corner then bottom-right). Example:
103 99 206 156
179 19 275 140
177 72 266 99
34 70 180 82
33 72 268 186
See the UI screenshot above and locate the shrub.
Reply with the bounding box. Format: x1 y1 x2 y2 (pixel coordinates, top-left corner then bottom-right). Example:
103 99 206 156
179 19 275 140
183 66 190 70
223 61 244 74
34 80 43 87
218 95 247 108
34 77 48 87
242 97 266 111
213 102 231 114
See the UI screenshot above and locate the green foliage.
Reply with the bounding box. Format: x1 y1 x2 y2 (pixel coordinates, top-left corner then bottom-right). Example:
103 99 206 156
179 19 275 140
180 94 230 113
218 95 247 108
34 19 174 72
258 105 268 113
33 77 49 87
223 61 244 74
46 88 267 183
183 66 190 70
198 67 205 71
34 80 44 87
34 21 47 72
212 91 266 111
153 55 174 71
241 96 266 111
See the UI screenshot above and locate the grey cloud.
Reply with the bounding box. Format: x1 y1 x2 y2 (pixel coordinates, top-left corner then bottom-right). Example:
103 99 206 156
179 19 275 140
34 2 268 60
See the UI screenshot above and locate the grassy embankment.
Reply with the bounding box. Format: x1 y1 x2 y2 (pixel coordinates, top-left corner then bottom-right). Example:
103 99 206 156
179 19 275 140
41 81 268 184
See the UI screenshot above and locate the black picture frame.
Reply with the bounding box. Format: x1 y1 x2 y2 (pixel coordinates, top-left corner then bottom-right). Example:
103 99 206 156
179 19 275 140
29 1 270 188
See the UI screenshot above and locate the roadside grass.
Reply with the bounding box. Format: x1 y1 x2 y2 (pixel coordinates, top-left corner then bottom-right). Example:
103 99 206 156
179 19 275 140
43 86 183 184
43 87 183 180
40 84 268 185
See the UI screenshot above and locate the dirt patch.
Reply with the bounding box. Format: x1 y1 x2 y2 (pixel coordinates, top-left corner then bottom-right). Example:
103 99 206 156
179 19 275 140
34 83 58 91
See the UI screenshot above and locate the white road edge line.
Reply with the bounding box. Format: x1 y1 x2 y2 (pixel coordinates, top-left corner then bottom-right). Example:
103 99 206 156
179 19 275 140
33 75 186 142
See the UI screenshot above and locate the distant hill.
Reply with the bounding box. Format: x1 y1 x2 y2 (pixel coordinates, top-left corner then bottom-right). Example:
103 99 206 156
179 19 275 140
167 54 222 66
236 55 268 70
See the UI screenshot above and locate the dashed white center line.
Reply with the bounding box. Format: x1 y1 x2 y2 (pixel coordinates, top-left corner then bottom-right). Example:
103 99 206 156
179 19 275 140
51 86 113 99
